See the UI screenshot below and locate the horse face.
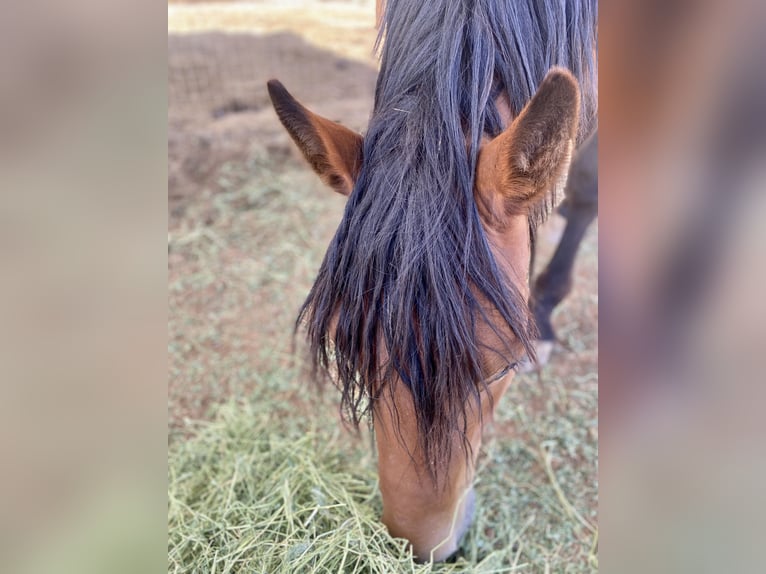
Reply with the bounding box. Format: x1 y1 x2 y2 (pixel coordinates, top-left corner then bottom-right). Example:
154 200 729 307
268 68 579 562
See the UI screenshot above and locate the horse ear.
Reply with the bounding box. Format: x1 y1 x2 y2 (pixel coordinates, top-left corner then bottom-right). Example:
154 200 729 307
476 68 580 222
267 79 363 196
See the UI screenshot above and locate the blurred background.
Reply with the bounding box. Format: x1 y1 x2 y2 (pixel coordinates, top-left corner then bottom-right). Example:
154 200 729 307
600 1 766 571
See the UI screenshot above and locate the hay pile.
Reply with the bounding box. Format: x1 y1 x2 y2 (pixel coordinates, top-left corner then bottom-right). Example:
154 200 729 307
169 404 420 572
168 394 596 573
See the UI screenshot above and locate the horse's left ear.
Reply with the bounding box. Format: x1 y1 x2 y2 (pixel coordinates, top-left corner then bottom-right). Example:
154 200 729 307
267 79 363 196
476 68 580 222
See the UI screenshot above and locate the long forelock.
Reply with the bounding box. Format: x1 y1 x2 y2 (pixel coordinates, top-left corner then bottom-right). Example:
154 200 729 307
298 0 598 481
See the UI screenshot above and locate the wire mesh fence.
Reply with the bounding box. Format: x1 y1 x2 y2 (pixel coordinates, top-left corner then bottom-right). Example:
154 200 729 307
168 1 377 117
170 34 377 123
169 34 271 116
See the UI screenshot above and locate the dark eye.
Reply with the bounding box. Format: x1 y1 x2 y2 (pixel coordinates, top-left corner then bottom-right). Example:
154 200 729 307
485 362 518 384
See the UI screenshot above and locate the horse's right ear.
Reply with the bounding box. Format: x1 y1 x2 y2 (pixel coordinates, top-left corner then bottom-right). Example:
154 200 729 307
476 68 579 225
267 80 363 196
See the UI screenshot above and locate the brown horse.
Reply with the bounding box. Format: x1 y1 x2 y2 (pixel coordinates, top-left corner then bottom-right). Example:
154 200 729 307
268 0 597 562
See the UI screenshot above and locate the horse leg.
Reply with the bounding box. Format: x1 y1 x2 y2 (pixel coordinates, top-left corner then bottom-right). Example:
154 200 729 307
532 200 596 336
528 131 598 367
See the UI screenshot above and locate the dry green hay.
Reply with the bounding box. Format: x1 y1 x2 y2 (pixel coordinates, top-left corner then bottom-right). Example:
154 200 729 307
168 376 597 572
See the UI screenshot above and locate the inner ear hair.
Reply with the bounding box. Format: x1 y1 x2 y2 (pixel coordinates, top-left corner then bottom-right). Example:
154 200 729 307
476 68 580 223
505 69 579 197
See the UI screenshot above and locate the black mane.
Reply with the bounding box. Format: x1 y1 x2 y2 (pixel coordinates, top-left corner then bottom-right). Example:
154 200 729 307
298 0 597 479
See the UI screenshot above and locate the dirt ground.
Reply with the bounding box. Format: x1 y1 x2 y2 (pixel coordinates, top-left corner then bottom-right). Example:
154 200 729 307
168 1 379 224
169 2 381 427
168 2 597 567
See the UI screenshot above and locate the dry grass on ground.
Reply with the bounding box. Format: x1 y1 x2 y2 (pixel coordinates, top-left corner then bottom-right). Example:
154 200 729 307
168 150 598 572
